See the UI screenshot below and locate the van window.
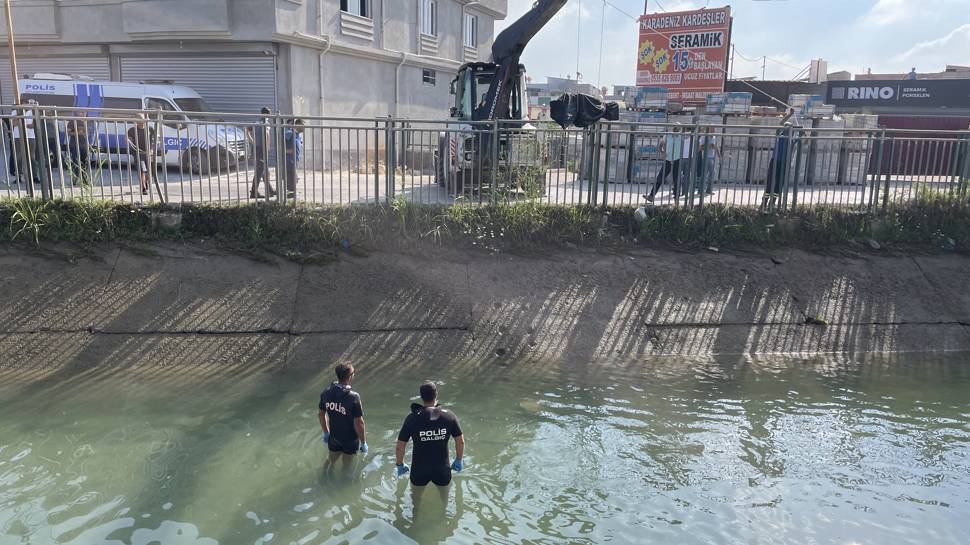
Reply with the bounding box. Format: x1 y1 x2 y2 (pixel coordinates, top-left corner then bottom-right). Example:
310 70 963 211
21 93 74 108
102 97 142 110
146 98 177 111
146 97 189 128
173 98 211 117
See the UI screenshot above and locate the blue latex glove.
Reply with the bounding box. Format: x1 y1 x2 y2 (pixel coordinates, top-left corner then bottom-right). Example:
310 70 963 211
322 432 330 444
396 463 410 477
451 458 463 473
359 442 369 454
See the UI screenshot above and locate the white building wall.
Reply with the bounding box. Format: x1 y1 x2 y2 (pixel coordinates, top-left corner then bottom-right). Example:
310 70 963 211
0 0 508 120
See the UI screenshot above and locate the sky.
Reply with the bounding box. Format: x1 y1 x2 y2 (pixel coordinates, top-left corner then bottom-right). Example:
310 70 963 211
494 0 970 89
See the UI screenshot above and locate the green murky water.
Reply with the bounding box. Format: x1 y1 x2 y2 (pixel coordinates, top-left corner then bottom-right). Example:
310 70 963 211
1 355 968 544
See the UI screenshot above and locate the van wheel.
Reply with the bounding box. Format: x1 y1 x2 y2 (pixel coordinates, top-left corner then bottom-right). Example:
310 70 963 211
182 148 210 175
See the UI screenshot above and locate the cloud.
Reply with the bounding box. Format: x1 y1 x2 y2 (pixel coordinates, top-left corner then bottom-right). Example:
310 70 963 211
894 23 970 65
860 0 912 26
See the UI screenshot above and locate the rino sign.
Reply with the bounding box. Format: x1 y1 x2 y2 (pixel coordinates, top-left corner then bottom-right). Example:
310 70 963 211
827 80 970 110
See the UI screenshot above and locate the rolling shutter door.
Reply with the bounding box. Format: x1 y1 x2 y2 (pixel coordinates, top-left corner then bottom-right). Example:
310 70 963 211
0 56 110 104
121 56 277 114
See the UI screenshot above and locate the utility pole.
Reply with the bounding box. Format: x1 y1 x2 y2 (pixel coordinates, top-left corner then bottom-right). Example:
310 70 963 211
4 0 20 104
597 0 605 89
576 0 581 81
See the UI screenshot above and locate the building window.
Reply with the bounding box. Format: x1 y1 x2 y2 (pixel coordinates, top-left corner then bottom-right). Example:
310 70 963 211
421 0 437 37
423 69 436 86
341 0 368 17
463 13 478 48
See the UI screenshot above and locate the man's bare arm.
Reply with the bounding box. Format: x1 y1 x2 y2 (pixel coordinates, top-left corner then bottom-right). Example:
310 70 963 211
454 435 465 460
354 416 366 445
318 410 329 433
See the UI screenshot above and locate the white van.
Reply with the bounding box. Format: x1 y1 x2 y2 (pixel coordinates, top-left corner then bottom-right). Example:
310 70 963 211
19 74 248 173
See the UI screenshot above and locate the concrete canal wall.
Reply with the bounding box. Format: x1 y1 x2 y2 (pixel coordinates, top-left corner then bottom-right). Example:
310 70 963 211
2 243 970 383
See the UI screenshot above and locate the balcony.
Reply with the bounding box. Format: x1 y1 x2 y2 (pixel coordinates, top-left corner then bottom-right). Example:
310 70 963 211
419 34 439 56
339 11 374 42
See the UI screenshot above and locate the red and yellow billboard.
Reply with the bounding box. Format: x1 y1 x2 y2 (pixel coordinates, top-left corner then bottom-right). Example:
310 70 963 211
637 6 732 105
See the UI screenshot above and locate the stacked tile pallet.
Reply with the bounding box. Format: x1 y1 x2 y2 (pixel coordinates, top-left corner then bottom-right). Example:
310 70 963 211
841 114 879 186
720 116 752 183
807 118 845 185
625 109 668 184
704 93 755 184
593 126 630 184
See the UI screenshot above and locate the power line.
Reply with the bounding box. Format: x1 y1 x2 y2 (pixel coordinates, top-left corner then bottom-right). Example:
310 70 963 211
732 48 802 71
603 0 639 21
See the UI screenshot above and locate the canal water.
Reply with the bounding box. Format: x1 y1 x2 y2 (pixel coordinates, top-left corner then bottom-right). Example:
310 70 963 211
1 355 968 545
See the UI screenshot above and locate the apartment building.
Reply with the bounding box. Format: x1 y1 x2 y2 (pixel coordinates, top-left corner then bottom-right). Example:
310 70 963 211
0 0 508 118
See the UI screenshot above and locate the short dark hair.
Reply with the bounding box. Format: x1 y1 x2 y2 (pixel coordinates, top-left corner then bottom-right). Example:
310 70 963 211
260 107 271 114
335 362 354 381
420 382 437 402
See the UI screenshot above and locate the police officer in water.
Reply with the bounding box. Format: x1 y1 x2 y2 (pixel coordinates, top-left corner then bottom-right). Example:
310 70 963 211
319 363 368 463
395 382 465 489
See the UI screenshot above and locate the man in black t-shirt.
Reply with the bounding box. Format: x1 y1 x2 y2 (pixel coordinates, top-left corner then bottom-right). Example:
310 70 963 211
395 382 465 488
319 363 368 462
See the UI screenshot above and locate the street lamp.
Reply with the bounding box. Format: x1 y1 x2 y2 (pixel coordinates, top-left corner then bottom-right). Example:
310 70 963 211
4 0 20 104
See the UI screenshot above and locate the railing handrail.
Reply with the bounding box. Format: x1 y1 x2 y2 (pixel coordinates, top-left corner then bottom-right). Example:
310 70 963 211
4 104 970 137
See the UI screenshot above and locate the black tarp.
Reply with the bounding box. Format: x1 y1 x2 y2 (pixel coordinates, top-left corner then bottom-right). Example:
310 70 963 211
550 93 619 128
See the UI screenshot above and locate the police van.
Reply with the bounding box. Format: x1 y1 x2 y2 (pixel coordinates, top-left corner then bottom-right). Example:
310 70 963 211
19 74 248 173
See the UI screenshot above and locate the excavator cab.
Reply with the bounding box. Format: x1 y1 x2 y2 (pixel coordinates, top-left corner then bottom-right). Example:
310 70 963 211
450 62 529 122
437 0 566 195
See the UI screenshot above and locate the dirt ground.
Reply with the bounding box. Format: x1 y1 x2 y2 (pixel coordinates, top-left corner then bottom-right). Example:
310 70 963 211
2 241 969 385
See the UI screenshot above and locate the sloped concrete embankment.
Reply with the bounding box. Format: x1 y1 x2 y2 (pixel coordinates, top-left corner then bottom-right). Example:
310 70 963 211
2 244 970 385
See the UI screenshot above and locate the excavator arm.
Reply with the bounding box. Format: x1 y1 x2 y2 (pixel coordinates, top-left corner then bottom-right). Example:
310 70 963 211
478 0 568 121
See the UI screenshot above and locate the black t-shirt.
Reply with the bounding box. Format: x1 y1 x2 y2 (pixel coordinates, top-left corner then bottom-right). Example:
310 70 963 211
319 382 363 442
397 404 463 470
127 126 157 158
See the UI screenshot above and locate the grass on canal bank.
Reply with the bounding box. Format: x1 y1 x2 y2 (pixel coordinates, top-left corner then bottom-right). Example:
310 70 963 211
2 196 969 258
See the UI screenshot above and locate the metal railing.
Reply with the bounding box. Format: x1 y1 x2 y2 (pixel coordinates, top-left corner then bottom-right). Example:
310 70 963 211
1 105 968 212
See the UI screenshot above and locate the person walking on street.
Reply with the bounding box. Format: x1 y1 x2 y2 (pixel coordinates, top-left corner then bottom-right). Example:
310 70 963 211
66 114 91 186
32 109 55 199
319 362 368 465
395 382 465 494
127 115 158 196
699 130 720 195
283 118 304 198
644 124 684 203
249 106 276 199
762 109 800 212
3 117 14 182
11 101 37 185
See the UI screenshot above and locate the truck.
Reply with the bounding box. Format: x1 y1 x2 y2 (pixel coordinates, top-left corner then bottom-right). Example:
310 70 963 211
437 0 568 197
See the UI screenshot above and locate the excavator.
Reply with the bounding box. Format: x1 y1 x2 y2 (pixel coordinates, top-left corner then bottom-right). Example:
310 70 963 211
437 0 568 196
